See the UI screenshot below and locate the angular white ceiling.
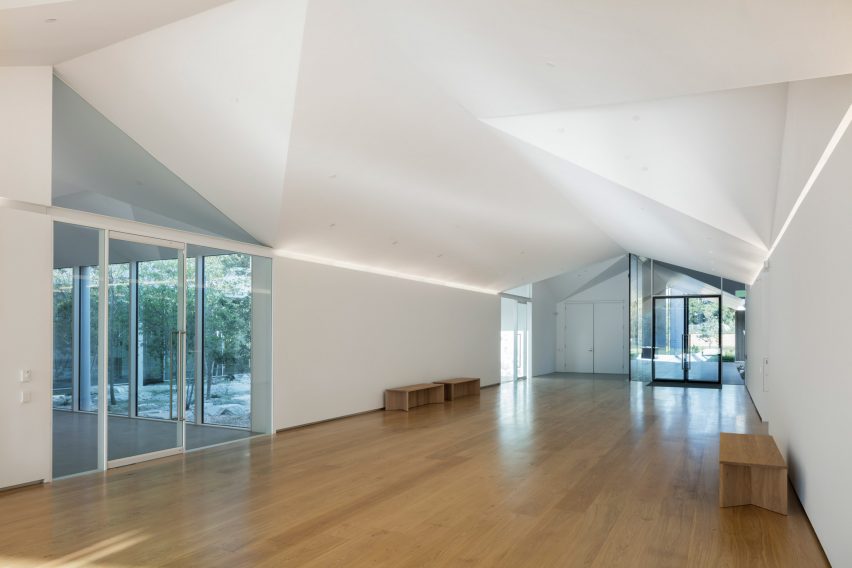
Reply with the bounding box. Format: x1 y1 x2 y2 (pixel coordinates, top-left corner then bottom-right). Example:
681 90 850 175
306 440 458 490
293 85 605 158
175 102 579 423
55 0 307 246
0 0 232 65
484 86 788 250
375 0 852 117
37 0 852 290
53 76 259 243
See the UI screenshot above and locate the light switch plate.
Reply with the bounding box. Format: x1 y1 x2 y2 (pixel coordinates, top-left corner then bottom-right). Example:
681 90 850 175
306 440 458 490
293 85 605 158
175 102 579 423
21 391 32 403
19 369 32 383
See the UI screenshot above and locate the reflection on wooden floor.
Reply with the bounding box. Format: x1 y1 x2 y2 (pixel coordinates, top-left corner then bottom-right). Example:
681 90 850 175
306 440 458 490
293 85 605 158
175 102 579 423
1 374 828 566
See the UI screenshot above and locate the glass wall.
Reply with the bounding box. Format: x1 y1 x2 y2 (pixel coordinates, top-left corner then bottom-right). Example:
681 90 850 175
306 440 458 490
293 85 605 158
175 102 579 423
108 263 130 415
52 268 74 409
135 257 180 420
52 222 103 478
51 222 275 478
500 295 531 382
629 254 746 383
201 253 252 428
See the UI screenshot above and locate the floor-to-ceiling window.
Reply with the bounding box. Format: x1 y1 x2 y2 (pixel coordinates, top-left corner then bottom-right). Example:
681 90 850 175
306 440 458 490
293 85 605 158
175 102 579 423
501 286 532 382
51 222 273 478
201 253 252 428
629 254 746 385
52 268 74 409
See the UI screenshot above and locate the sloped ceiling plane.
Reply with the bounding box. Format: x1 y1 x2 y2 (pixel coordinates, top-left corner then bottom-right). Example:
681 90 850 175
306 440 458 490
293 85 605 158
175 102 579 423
4 0 852 291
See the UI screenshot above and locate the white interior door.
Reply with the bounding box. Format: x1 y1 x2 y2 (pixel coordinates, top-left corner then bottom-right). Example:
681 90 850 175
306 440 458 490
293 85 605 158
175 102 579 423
593 302 625 374
563 302 594 372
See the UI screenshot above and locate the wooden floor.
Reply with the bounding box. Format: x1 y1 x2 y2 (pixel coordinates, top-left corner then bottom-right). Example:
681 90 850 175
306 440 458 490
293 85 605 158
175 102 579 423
0 374 828 567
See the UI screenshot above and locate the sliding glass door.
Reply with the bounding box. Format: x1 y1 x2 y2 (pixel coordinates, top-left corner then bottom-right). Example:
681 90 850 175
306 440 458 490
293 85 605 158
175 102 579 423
652 295 721 383
107 234 186 464
52 222 274 478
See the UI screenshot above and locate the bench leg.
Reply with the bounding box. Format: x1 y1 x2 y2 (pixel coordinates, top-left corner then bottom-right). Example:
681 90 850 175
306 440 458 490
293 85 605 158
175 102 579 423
751 467 787 515
720 463 751 508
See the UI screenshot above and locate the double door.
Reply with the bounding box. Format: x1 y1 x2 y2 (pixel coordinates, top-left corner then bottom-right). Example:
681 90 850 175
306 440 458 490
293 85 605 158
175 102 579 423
652 295 721 383
557 301 624 374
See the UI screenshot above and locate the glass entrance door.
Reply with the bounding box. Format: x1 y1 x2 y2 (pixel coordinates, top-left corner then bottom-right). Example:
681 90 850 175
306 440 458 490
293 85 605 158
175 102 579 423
686 296 722 382
652 297 686 380
107 233 186 465
652 295 721 383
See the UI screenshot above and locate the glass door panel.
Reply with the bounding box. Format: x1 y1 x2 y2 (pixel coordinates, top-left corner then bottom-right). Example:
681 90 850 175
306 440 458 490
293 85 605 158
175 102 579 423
652 297 686 381
52 222 104 478
516 301 528 380
687 297 721 383
500 297 516 382
201 253 252 427
108 236 185 463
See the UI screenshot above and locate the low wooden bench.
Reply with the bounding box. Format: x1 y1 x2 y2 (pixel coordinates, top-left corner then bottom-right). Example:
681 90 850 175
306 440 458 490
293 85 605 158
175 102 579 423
384 383 445 411
719 433 788 515
433 378 480 401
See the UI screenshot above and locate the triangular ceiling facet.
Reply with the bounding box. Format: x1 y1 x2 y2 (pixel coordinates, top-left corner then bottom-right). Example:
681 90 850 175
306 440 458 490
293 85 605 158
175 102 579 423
52 76 260 244
484 85 789 250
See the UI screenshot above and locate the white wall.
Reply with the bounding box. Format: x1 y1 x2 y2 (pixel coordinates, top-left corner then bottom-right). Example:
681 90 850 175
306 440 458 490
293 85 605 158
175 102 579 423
744 272 770 421
273 258 500 429
0 67 52 206
531 257 629 376
746 77 852 566
0 208 53 488
0 67 53 489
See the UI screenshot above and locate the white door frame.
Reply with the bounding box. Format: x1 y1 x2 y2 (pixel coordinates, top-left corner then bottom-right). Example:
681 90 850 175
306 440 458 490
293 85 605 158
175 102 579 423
104 230 188 469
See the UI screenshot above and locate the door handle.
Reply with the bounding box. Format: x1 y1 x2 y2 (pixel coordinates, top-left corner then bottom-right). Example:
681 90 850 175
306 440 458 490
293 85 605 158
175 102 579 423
177 330 186 422
170 330 180 420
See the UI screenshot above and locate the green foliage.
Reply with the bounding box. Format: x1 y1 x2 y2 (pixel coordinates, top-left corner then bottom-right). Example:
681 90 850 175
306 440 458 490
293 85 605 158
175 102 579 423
202 254 251 399
52 254 252 415
52 269 74 396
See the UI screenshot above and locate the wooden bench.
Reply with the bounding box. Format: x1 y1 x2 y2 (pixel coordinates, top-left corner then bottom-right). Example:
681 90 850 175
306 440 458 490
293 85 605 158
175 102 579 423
384 383 445 411
719 433 788 515
433 378 480 401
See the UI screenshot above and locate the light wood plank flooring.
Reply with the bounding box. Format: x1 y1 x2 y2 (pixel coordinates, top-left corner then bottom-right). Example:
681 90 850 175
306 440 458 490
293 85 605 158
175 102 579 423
0 374 829 567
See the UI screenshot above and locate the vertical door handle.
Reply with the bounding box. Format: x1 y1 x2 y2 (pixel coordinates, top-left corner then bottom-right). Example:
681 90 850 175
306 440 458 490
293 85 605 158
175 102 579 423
169 330 179 420
177 330 187 422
